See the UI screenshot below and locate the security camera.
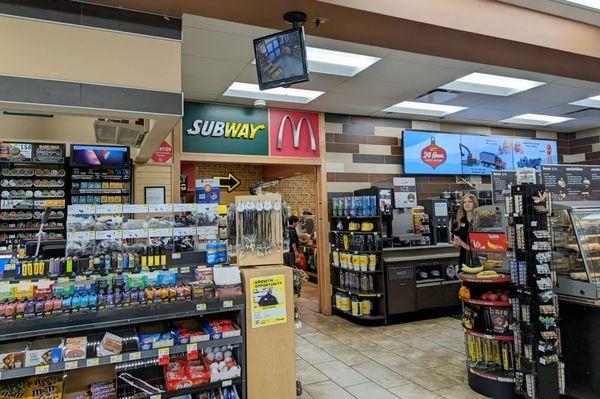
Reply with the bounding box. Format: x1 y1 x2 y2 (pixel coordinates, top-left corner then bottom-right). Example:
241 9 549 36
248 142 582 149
254 99 267 108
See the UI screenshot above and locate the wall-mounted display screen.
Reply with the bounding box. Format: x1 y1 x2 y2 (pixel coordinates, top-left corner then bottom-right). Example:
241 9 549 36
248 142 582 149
403 130 557 175
70 145 129 167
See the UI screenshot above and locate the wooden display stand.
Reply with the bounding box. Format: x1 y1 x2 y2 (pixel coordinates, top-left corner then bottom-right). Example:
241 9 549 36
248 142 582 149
241 265 296 399
235 193 284 267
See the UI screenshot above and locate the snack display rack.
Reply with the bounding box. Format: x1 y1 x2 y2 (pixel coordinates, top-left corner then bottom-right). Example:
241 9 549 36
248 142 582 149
507 184 562 399
459 205 517 399
0 249 247 399
0 142 67 249
330 192 386 323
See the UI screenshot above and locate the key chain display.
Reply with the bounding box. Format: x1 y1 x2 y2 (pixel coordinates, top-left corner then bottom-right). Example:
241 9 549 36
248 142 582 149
231 194 285 267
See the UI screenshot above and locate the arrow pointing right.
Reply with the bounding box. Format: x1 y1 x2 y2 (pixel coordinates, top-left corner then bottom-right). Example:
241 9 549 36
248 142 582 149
214 173 241 192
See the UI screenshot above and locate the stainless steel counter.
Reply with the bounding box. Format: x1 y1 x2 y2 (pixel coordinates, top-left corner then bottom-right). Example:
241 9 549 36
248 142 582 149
383 244 459 263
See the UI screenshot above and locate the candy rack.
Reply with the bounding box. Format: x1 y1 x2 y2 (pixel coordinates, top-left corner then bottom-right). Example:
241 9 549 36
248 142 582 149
0 142 67 249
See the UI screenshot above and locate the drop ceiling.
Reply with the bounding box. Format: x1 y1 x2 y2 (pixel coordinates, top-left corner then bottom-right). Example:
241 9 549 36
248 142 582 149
182 14 600 133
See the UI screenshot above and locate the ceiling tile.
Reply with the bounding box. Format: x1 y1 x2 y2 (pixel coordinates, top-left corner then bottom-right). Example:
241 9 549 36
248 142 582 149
305 36 393 59
476 96 565 113
329 77 425 99
387 50 485 71
445 108 516 122
514 83 599 102
182 26 254 62
182 55 247 80
537 104 588 116
421 92 496 107
356 58 474 86
183 91 219 102
182 75 232 95
182 14 274 37
553 77 600 91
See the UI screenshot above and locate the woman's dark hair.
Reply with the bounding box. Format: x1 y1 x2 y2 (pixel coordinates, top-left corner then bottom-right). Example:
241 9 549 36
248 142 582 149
289 215 300 224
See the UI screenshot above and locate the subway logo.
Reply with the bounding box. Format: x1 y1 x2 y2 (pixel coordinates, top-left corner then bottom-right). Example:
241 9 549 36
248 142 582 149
186 119 266 139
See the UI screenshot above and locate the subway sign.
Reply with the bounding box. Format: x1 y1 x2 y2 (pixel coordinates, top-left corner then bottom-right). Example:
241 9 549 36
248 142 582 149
183 102 319 157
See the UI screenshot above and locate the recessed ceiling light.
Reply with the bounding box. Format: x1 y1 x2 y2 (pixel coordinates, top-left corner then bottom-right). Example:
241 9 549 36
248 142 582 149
560 0 600 11
223 82 324 104
382 101 466 116
306 47 380 77
440 72 545 96
570 94 600 108
252 47 381 77
501 113 574 126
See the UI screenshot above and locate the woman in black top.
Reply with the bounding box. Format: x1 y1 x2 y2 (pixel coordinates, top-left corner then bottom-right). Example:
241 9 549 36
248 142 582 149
452 193 477 266
288 215 300 256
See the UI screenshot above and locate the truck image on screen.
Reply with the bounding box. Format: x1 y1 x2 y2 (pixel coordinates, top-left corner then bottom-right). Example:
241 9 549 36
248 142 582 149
479 151 507 170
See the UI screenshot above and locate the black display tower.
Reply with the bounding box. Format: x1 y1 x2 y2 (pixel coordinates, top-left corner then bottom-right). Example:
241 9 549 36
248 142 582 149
507 184 562 399
329 188 387 324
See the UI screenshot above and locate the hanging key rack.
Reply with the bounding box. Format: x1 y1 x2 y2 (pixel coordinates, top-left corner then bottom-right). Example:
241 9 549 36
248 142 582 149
232 193 285 267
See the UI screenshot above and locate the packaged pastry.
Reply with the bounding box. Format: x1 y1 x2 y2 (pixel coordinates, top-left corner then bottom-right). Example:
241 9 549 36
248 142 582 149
0 341 28 370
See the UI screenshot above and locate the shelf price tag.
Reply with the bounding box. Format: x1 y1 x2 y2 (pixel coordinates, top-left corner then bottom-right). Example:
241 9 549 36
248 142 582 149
86 358 99 367
157 348 170 365
186 343 198 360
35 365 49 375
129 352 141 360
223 300 233 308
150 395 161 399
180 266 190 274
196 303 207 311
222 380 232 387
110 355 123 363
65 361 78 370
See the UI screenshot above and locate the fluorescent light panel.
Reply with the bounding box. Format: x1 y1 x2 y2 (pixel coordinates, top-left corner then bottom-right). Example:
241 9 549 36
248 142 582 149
570 94 600 108
223 82 324 104
306 47 380 77
251 47 381 77
501 113 573 126
383 101 466 116
440 72 545 96
562 0 600 11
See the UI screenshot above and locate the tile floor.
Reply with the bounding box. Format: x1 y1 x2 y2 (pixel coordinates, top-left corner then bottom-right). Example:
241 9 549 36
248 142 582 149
296 282 488 399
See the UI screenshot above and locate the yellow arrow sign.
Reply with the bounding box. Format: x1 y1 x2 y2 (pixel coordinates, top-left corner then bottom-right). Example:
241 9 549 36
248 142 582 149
213 173 241 192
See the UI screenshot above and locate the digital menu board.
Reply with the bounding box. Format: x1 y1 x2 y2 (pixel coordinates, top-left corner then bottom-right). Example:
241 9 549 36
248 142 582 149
541 164 600 201
403 130 557 175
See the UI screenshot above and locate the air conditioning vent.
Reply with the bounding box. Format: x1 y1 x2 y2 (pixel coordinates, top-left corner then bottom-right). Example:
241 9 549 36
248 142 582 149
564 107 600 118
94 119 148 147
414 89 461 104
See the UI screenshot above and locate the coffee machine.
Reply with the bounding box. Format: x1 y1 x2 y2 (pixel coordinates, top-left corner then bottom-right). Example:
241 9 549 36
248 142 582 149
421 198 450 245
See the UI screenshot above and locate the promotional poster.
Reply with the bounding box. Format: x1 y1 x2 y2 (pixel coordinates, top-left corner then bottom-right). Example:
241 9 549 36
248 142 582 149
250 275 287 328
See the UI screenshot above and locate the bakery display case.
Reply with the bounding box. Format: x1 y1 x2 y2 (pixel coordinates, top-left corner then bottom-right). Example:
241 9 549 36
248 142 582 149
551 201 600 300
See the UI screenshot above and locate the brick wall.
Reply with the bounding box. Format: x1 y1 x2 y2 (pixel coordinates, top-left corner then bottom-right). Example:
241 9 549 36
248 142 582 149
560 127 600 165
325 113 572 196
194 162 316 213
266 172 317 214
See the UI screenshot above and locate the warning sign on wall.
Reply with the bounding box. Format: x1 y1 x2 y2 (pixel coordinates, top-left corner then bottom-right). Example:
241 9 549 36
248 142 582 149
151 140 173 163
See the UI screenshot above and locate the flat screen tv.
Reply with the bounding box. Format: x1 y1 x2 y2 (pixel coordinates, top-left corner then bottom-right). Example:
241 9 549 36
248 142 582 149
253 27 309 90
70 144 129 167
402 130 557 175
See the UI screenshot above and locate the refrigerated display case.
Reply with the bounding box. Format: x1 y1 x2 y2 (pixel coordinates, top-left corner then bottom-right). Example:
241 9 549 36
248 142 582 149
551 201 600 300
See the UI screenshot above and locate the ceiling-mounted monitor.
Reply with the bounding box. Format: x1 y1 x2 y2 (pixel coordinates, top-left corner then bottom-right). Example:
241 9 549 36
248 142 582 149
253 27 309 90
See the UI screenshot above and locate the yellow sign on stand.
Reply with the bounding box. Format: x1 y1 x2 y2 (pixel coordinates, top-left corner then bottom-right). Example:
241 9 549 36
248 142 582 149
249 275 287 328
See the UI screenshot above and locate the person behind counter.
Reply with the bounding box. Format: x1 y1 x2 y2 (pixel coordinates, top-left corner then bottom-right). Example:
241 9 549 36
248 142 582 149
452 193 477 266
